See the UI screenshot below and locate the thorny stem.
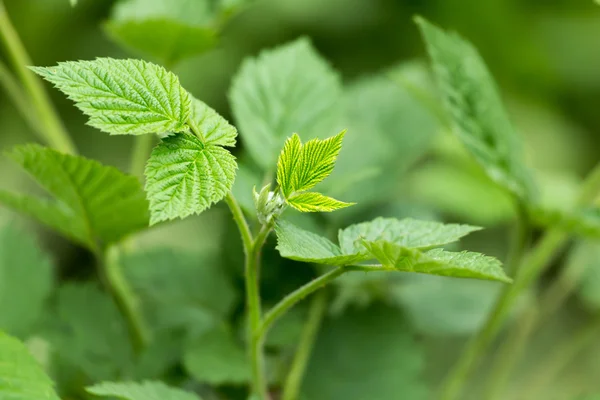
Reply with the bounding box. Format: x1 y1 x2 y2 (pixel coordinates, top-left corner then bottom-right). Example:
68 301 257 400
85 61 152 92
0 1 76 154
440 161 600 400
282 291 328 400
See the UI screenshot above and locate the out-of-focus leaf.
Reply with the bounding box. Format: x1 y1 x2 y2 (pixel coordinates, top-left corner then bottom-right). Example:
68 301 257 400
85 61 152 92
31 59 191 135
416 17 535 201
230 38 342 169
0 332 60 400
42 284 134 382
392 274 501 336
529 206 600 238
183 325 249 385
87 380 202 400
122 248 237 335
302 305 428 400
0 145 149 249
145 133 237 225
0 225 53 338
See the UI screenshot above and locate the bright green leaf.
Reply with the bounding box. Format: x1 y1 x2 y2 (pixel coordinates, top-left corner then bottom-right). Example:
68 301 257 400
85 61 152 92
87 381 202 400
276 133 302 198
144 133 237 224
0 332 60 400
0 144 149 248
42 283 134 382
31 58 191 135
338 217 481 254
0 225 53 338
302 305 428 400
230 38 342 169
183 325 249 385
362 241 511 282
287 192 354 212
189 97 237 147
415 17 535 200
275 220 370 266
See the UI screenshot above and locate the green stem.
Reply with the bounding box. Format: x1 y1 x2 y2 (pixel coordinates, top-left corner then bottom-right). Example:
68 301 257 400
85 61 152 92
440 161 600 400
129 134 155 179
282 291 328 400
257 267 345 341
504 202 532 277
0 1 76 154
522 314 600 399
102 246 150 353
0 60 43 134
225 192 253 252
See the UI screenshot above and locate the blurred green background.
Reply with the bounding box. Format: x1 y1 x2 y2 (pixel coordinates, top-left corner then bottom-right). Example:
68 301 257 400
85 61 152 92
2 0 600 399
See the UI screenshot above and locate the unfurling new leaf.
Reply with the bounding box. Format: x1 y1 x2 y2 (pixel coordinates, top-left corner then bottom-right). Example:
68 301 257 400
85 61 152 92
276 131 353 212
275 218 510 283
31 58 191 135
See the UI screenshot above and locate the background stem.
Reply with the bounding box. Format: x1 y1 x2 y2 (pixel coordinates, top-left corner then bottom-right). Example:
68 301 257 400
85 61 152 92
282 290 327 400
0 60 43 134
129 134 155 179
0 1 76 154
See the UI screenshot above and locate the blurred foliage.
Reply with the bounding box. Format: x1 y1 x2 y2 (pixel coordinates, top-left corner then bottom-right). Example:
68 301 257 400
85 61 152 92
1 0 600 399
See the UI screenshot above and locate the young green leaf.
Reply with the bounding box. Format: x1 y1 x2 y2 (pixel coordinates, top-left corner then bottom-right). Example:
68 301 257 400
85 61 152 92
275 220 370 266
0 145 149 249
189 97 238 147
230 38 342 169
0 332 61 400
183 325 249 385
106 0 216 65
287 192 353 212
276 132 353 212
0 225 53 338
31 58 191 135
302 305 428 400
144 133 236 224
338 217 481 254
415 17 535 200
42 284 134 381
87 381 202 400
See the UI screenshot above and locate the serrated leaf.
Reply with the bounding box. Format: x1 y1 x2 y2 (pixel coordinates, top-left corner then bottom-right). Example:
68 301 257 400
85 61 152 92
0 225 53 338
302 305 428 400
87 381 202 400
0 332 61 400
362 241 511 282
42 283 134 382
145 133 236 224
0 144 149 249
287 192 353 212
31 58 191 135
189 97 237 146
415 17 535 200
338 217 481 255
276 133 302 198
230 38 342 169
275 220 370 266
183 325 249 385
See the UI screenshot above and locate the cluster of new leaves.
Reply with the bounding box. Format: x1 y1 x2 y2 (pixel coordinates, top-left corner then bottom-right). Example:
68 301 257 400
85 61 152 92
276 131 354 212
276 217 511 283
31 58 238 225
0 144 148 249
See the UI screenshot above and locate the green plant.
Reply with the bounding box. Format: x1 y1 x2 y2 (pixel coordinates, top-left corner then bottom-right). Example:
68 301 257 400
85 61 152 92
1 1 600 399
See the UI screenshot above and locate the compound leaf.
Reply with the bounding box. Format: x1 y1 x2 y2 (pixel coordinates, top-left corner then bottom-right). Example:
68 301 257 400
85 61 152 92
338 217 480 254
230 38 342 169
275 220 369 266
145 133 236 224
31 58 191 135
415 17 535 200
0 144 149 248
87 381 202 400
0 226 53 338
0 332 60 400
183 325 249 385
287 192 353 213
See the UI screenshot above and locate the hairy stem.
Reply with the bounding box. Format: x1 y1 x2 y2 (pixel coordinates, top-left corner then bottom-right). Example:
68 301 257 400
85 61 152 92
440 162 600 400
0 2 76 154
129 134 155 179
101 246 150 353
282 290 328 400
0 60 42 134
